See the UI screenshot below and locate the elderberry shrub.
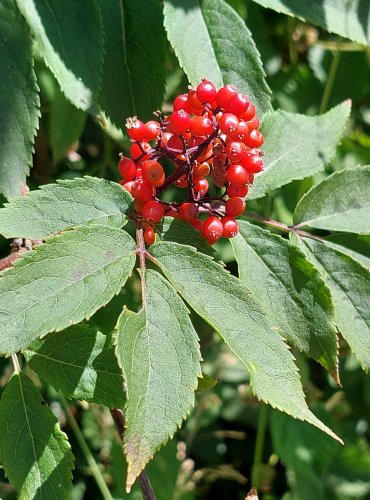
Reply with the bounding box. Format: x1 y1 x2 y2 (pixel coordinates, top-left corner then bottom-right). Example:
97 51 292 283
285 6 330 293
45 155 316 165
118 80 264 246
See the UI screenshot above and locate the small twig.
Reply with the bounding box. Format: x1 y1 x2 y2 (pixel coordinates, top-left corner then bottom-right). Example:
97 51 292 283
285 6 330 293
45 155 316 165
0 250 26 271
110 408 157 500
136 221 148 307
11 354 20 374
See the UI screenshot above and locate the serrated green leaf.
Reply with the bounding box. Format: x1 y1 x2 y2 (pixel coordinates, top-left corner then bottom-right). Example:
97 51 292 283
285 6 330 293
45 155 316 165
115 270 201 491
0 177 133 239
231 220 338 375
15 0 103 111
0 225 136 354
49 89 87 164
156 217 214 256
251 0 370 45
293 235 370 371
150 242 341 442
0 0 40 200
248 102 351 200
163 0 271 117
0 372 74 499
25 325 124 407
294 167 370 234
325 233 370 269
97 0 166 126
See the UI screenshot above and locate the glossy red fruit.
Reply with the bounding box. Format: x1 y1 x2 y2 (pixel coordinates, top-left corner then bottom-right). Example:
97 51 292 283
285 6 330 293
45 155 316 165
118 157 136 180
119 180 135 193
193 162 210 177
190 116 213 137
226 164 249 187
144 226 156 245
131 178 155 202
225 141 247 162
215 84 237 109
231 120 249 142
187 89 203 110
241 153 264 173
126 118 146 141
144 121 161 140
227 184 249 197
130 141 151 160
178 202 199 222
142 161 165 186
240 103 256 121
225 197 246 217
166 133 184 153
246 116 260 132
196 80 217 104
175 175 188 188
245 129 264 148
203 216 223 244
142 200 164 224
191 218 204 232
170 110 191 135
193 176 209 195
173 94 192 113
218 113 239 135
225 93 249 116
222 216 239 238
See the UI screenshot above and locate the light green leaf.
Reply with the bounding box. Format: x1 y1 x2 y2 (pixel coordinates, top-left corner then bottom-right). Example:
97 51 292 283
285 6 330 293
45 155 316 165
294 167 370 234
25 325 125 407
115 270 201 491
0 0 40 199
156 217 214 256
248 102 351 200
293 235 370 371
15 0 104 111
150 242 342 442
0 225 136 354
232 220 338 375
0 373 74 499
251 0 370 45
97 0 166 126
325 233 370 269
49 89 87 164
0 177 133 239
163 0 271 117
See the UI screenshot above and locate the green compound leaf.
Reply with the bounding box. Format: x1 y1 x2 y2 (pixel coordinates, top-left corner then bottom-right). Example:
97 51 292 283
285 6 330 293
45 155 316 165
0 177 133 239
15 0 104 111
156 217 214 256
232 220 338 376
25 324 125 408
0 373 74 499
97 0 166 126
251 0 370 46
163 0 272 117
150 242 342 442
0 225 136 355
293 235 370 371
115 270 201 491
294 167 370 234
49 89 87 164
325 233 370 270
0 0 40 200
249 101 351 200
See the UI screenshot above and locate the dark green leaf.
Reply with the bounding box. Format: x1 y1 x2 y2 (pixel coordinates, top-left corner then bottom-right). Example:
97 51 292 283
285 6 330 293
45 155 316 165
0 0 39 199
0 177 133 239
151 242 341 441
0 225 136 354
115 270 201 490
294 167 370 234
97 0 166 126
293 235 370 371
25 325 125 407
163 0 272 117
49 89 87 164
325 233 370 269
156 217 214 256
0 373 74 499
232 220 338 375
15 0 104 111
251 0 370 45
249 102 351 200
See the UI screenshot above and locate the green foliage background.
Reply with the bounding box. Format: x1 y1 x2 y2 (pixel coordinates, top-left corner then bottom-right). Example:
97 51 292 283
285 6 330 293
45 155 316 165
0 0 369 499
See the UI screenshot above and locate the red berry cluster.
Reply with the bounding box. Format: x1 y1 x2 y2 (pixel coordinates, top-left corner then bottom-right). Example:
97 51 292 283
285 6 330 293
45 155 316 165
118 80 264 246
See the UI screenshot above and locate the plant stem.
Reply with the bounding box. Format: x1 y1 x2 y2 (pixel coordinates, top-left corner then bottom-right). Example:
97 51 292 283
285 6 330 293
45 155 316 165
319 49 341 114
252 403 268 490
60 395 114 500
11 354 20 374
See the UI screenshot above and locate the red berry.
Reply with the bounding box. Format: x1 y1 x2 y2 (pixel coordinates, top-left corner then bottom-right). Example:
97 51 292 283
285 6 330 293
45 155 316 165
246 116 260 132
142 161 165 186
144 226 156 245
126 118 146 141
142 200 164 224
231 120 249 142
119 180 135 193
219 113 239 135
241 153 263 173
193 176 209 195
226 164 249 187
202 216 223 244
215 84 237 109
193 162 210 177
166 134 184 153
225 93 249 116
175 175 188 188
130 141 151 160
190 116 213 137
227 184 249 197
131 178 155 202
118 156 136 180
191 218 204 232
196 80 217 104
187 89 203 110
245 129 264 148
222 216 239 238
144 121 161 140
225 197 246 217
178 202 199 222
173 94 192 113
170 110 191 135
225 141 247 162
241 103 256 121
